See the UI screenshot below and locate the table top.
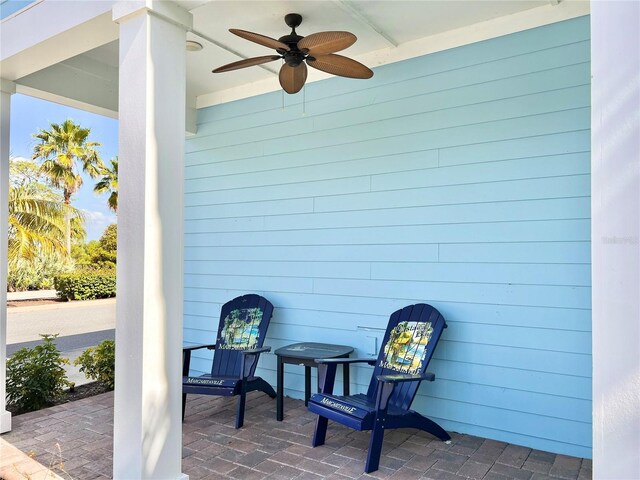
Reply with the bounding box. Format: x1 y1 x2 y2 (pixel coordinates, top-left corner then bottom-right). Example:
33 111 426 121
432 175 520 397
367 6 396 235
274 342 354 360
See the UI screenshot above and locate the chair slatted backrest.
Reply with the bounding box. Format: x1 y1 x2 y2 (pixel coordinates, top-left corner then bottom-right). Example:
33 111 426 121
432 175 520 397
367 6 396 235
366 304 447 411
211 294 274 378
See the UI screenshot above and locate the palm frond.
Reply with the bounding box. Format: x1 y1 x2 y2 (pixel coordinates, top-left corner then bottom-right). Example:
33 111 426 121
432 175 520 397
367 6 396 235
8 185 83 262
94 158 118 212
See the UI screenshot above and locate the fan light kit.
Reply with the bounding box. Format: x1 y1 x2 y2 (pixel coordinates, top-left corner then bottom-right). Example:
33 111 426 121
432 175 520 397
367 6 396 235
186 40 203 52
213 13 373 94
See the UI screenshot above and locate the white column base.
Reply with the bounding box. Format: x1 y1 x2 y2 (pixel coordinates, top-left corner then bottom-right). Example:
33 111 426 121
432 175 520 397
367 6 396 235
0 410 11 433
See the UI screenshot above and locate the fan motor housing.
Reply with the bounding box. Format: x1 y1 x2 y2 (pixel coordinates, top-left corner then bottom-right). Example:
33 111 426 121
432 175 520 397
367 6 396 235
278 33 303 47
279 30 305 67
282 49 306 67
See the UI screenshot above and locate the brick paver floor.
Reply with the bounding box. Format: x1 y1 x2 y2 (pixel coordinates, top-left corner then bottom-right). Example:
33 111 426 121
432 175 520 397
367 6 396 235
0 391 592 479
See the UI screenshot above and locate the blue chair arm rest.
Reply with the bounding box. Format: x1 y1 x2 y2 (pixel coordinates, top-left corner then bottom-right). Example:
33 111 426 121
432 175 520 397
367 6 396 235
183 344 216 377
315 358 376 396
372 373 435 411
239 346 270 379
315 357 376 366
377 372 435 383
183 343 216 352
241 346 271 355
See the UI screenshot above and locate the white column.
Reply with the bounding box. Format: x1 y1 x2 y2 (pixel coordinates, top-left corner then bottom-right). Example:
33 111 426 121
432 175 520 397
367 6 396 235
591 1 640 479
112 2 190 478
0 79 15 434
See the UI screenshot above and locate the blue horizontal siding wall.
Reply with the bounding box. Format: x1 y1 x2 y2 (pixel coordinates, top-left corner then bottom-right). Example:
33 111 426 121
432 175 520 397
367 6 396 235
0 0 33 19
184 16 591 458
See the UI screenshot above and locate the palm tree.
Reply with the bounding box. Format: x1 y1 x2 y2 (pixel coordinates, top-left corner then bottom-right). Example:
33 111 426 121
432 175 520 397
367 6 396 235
94 158 118 212
8 184 82 262
32 119 103 254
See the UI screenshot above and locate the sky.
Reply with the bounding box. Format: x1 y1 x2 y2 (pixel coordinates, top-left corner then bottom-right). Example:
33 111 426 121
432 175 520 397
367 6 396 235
9 94 118 241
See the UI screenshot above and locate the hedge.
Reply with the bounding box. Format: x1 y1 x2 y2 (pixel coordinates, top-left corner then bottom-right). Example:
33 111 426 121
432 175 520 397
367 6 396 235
54 270 116 301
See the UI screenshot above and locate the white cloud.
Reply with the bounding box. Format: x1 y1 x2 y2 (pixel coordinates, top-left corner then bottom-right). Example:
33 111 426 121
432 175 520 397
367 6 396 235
81 209 117 240
82 209 115 223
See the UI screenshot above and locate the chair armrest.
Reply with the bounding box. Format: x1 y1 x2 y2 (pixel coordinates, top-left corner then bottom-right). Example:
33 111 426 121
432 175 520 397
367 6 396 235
240 346 270 379
374 372 435 411
315 358 376 395
315 357 376 366
377 372 435 384
183 343 216 352
241 346 271 355
182 344 216 377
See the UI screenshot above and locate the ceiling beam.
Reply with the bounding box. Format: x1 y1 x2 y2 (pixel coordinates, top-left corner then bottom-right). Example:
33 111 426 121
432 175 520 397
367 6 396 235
1 3 118 80
332 0 398 48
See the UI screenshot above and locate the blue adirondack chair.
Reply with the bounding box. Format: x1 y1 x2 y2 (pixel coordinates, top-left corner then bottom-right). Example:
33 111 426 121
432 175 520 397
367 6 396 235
307 303 451 473
182 294 276 428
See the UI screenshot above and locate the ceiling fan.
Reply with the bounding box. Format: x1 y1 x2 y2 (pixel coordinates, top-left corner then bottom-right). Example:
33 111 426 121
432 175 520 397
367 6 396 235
213 13 374 94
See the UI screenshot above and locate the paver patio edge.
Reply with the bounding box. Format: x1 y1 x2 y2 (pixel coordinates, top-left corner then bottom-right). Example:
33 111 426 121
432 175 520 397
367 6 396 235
0 436 65 479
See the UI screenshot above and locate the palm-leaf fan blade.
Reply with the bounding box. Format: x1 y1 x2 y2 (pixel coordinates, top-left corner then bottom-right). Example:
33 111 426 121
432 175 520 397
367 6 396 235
229 29 290 51
213 55 281 73
298 31 356 56
306 54 373 79
279 63 308 94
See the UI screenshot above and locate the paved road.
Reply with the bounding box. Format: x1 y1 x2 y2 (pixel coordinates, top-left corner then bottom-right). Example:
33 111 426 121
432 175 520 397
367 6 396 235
7 298 116 386
6 329 115 357
7 298 116 344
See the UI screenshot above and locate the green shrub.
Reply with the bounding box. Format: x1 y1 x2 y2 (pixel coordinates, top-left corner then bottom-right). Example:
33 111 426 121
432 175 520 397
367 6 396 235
8 255 73 291
74 340 115 389
6 334 72 412
54 270 116 300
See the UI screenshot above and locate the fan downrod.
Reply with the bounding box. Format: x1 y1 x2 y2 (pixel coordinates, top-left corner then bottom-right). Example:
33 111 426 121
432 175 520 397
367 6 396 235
279 13 304 58
284 13 302 29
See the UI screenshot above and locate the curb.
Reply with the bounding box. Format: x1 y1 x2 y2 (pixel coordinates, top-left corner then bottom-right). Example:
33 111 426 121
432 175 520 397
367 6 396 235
6 289 57 301
7 297 116 312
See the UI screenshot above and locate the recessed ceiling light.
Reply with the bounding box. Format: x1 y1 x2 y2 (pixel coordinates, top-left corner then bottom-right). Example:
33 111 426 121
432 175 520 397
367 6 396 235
186 40 203 52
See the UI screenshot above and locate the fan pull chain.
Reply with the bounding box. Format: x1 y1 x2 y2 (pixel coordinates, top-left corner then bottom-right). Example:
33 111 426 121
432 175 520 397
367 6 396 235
302 85 306 115
281 59 285 110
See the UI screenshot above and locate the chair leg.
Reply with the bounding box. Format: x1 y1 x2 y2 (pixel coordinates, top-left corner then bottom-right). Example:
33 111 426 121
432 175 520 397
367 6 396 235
412 412 451 442
182 393 187 422
365 413 387 473
252 377 276 398
236 382 247 429
312 416 329 447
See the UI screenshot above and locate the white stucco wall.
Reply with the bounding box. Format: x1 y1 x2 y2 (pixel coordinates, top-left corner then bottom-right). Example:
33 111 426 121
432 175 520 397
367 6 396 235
591 1 640 479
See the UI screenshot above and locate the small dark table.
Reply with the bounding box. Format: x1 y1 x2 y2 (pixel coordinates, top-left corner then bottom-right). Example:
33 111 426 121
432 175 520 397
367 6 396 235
275 342 354 421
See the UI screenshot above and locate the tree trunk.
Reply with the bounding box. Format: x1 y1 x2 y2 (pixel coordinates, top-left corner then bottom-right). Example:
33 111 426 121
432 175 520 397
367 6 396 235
64 193 71 257
65 211 71 256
